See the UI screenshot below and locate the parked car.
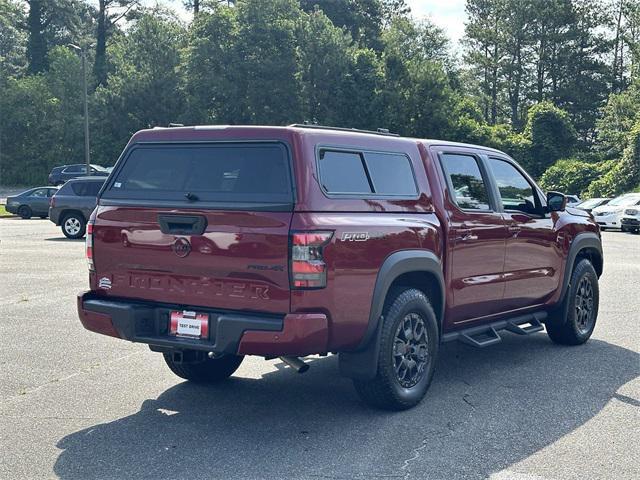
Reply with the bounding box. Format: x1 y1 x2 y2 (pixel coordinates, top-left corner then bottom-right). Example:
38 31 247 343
5 187 59 219
77 125 603 410
48 164 109 186
592 193 640 229
565 194 581 206
621 207 640 234
575 197 611 213
49 177 105 238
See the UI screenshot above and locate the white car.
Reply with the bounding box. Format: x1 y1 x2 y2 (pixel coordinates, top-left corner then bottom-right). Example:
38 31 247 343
621 206 640 234
566 195 581 206
592 193 640 229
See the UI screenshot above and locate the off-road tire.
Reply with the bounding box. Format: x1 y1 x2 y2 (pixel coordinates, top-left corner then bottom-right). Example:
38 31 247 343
18 205 32 219
353 288 439 410
163 352 244 383
61 213 86 239
546 259 599 345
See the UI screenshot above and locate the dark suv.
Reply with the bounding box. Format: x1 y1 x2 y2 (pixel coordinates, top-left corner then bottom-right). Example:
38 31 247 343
77 125 603 410
49 177 105 239
48 164 109 186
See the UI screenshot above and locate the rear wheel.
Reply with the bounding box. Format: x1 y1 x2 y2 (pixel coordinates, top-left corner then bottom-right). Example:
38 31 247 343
163 352 244 383
546 259 599 345
61 213 86 239
17 205 32 219
353 288 439 410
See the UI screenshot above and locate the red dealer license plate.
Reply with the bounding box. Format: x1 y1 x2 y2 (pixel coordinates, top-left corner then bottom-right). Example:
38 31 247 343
169 310 209 339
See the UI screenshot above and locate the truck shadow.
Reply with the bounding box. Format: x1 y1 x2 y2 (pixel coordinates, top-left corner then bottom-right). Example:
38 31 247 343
53 335 638 479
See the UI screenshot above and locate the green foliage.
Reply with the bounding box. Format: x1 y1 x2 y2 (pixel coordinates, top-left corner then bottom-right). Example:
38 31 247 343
539 158 616 196
2 0 640 188
0 0 27 77
597 79 640 158
586 122 640 197
298 9 354 125
183 4 240 123
523 102 577 177
235 0 302 124
91 13 186 165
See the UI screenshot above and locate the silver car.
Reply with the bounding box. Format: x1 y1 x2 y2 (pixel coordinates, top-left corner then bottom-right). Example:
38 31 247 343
49 177 105 238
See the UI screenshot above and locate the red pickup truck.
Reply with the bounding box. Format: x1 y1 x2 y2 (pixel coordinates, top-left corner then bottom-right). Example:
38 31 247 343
77 125 603 410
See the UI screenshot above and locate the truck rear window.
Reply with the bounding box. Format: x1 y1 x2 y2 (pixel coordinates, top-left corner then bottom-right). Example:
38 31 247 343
102 143 293 205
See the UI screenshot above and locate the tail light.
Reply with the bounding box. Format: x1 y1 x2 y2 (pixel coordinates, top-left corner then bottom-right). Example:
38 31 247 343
86 209 97 271
290 231 333 289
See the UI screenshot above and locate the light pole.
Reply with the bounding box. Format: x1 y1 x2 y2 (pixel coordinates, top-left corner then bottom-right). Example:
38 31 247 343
68 44 91 176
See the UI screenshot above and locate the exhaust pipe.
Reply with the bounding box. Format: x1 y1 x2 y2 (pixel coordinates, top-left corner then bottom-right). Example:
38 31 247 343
279 356 309 373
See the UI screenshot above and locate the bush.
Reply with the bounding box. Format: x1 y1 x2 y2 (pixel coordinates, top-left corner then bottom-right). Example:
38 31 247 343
586 121 640 197
539 158 615 196
523 102 577 178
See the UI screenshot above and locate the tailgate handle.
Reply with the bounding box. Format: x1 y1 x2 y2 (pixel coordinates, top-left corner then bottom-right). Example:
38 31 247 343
158 215 208 235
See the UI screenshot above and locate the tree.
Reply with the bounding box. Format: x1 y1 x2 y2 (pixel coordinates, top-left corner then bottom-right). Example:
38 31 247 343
92 12 186 164
182 3 240 123
234 0 302 124
0 0 27 78
587 121 640 196
25 0 47 72
0 49 84 185
464 0 507 125
539 158 616 196
300 0 385 50
23 0 93 74
94 0 141 86
524 101 577 177
298 9 354 125
597 78 640 157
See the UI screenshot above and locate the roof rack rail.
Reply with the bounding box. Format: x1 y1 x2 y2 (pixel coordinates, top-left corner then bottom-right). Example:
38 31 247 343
289 124 400 137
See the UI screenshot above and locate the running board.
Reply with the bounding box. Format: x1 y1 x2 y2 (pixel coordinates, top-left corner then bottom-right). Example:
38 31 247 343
441 311 547 348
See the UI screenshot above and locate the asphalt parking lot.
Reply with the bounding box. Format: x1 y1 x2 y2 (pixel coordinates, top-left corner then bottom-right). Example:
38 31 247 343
0 218 638 480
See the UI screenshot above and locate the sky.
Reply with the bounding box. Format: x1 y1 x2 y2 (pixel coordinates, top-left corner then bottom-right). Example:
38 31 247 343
156 0 469 46
407 0 467 45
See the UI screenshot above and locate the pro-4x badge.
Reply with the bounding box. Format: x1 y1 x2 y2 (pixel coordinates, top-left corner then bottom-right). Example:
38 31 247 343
98 277 112 290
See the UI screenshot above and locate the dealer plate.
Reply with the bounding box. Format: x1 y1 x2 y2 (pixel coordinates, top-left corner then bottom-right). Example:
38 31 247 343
169 310 209 339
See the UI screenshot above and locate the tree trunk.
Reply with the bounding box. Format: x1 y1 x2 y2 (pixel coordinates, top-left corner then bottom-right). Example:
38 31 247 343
612 0 623 92
26 0 47 73
95 0 108 86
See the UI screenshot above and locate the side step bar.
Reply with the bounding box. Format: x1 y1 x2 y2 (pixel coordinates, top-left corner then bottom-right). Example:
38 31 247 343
441 311 546 348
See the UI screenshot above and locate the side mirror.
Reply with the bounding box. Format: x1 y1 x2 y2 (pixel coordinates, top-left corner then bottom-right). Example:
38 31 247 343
547 191 567 212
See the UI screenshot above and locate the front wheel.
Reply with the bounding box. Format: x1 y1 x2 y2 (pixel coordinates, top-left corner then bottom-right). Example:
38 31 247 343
61 213 86 239
163 352 244 383
546 259 599 345
353 288 439 410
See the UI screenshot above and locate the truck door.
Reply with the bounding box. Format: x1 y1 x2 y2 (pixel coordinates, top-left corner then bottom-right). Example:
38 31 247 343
485 156 562 309
437 150 509 326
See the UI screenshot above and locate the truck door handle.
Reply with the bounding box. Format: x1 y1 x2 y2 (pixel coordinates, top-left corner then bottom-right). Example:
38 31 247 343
158 215 208 235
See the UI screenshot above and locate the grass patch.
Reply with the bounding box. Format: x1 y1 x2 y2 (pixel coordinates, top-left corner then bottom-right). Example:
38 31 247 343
0 204 10 216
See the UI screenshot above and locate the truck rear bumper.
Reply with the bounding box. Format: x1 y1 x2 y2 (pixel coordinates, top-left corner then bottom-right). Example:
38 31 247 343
77 291 328 356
